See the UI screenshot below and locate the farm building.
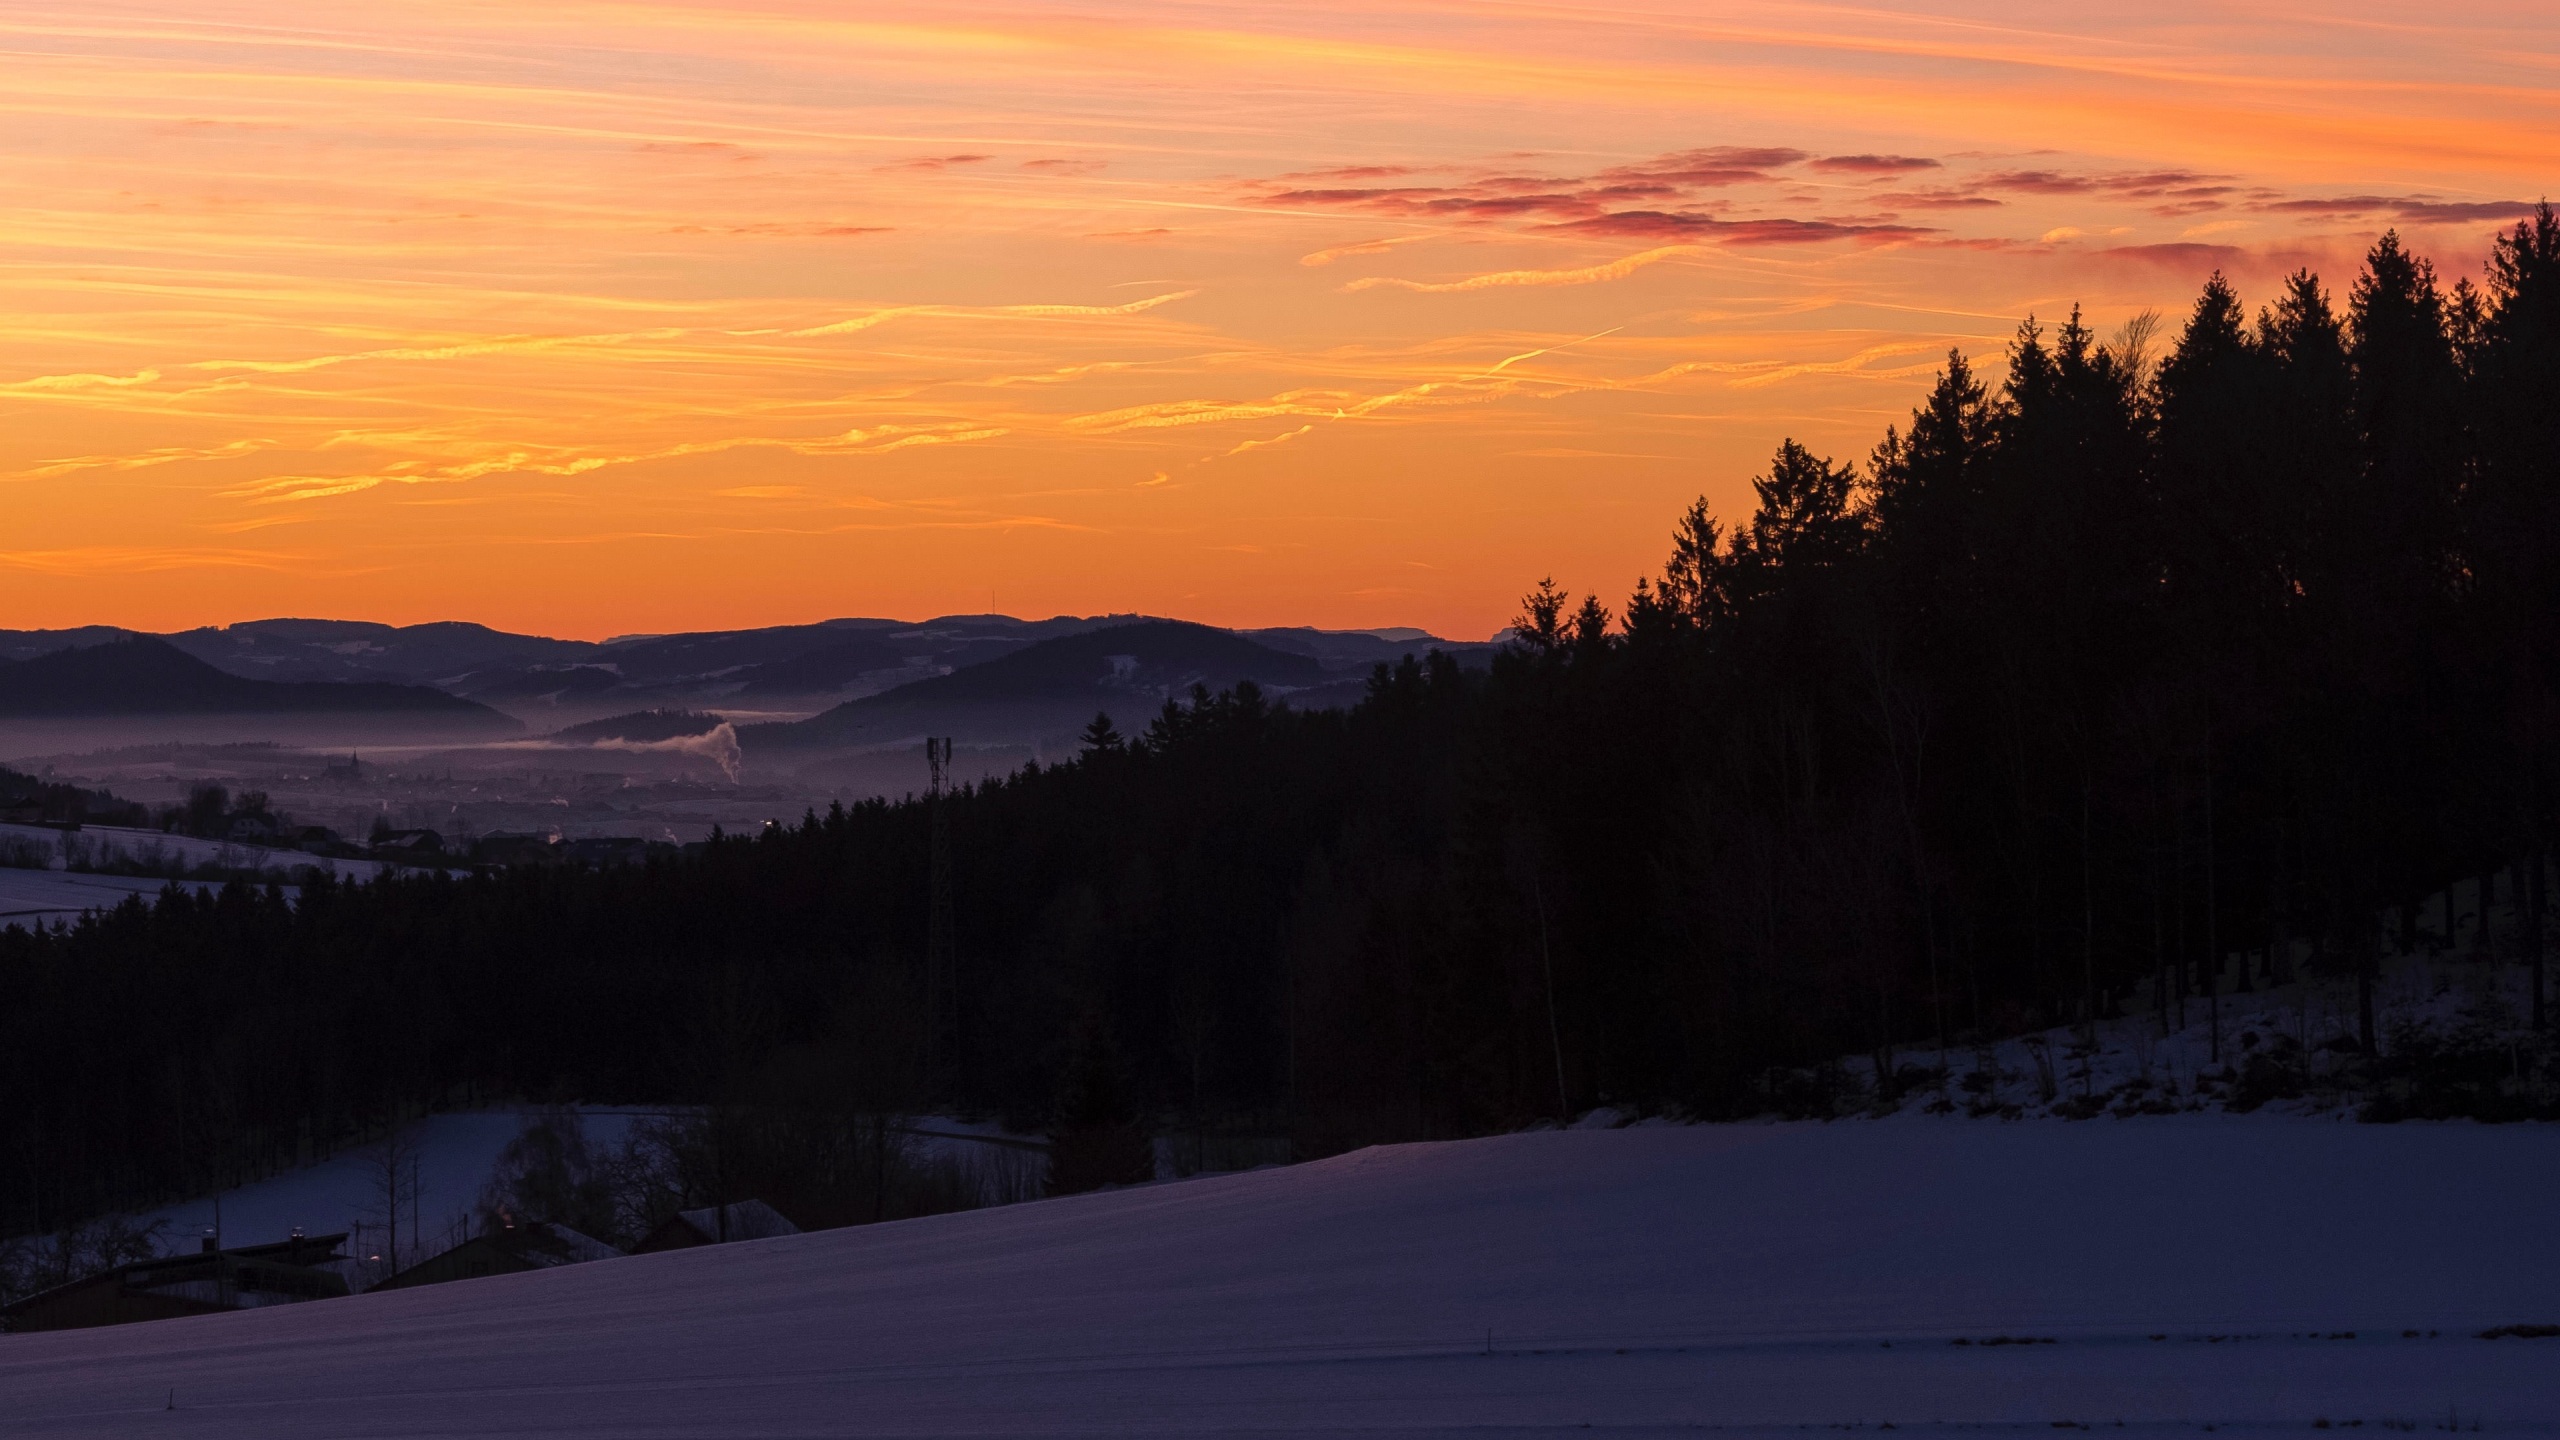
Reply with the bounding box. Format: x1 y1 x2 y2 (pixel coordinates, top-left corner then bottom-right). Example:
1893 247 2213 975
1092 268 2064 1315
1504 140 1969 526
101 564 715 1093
0 1232 349 1333
369 1216 620 1292
632 1200 799 1253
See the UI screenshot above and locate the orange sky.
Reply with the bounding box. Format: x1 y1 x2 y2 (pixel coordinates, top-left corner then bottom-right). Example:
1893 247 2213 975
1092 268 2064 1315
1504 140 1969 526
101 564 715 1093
0 0 2551 640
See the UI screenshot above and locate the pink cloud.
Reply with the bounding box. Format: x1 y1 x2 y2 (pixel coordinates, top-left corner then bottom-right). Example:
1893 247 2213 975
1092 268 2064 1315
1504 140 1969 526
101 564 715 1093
2259 195 2541 222
880 154 992 173
1811 154 1940 175
1548 211 1933 245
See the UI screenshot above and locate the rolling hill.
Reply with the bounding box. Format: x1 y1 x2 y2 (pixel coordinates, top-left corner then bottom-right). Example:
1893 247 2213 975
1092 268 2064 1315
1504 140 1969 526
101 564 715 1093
0 616 1476 735
7 1123 2557 1436
439 616 1126 719
547 710 727 743
161 618 588 686
726 637 928 702
752 620 1329 750
0 626 136 664
0 637 517 728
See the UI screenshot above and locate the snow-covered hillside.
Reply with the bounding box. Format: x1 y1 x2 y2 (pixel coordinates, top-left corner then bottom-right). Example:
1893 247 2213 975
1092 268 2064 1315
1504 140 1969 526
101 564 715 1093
140 1110 644 1270
0 822 393 880
1820 944 2550 1123
7 1123 2555 1436
135 1109 1040 1267
0 820 406 930
0 865 221 930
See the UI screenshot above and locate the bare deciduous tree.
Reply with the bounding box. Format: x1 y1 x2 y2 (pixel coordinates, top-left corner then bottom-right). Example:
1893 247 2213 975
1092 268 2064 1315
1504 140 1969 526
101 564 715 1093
358 1125 423 1285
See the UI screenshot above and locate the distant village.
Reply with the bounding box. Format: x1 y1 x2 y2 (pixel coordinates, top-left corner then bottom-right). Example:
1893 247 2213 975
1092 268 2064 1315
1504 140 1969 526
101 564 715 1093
0 755 697 876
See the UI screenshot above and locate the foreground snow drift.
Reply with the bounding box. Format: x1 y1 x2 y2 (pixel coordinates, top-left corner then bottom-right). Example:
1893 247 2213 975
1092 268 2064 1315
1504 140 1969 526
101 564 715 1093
7 1123 2558 1437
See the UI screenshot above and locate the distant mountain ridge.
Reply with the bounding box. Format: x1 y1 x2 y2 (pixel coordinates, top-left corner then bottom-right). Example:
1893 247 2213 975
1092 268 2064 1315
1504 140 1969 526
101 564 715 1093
0 626 135 664
0 614 1493 731
548 710 727 744
0 636 517 726
752 620 1338 751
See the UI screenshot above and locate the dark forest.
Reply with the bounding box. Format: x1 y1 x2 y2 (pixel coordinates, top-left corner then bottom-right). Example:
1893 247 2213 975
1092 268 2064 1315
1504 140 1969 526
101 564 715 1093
6 210 2558 1238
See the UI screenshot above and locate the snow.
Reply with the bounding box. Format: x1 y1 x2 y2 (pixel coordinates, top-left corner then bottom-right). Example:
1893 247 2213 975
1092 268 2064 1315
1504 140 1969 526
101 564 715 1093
663 1200 798 1245
0 820 412 931
141 1110 643 1267
8 1122 2557 1436
1834 940 2547 1123
0 821 395 881
532 1226 624 1268
0 865 223 928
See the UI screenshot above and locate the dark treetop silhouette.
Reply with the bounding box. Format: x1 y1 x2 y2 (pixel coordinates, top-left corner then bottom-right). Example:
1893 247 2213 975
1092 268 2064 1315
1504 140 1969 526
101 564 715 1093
5 212 2559 1239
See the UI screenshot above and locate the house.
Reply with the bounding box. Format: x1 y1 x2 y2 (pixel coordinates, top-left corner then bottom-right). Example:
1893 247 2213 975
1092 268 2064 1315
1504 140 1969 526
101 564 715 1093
369 1216 620 1292
280 824 361 857
370 828 444 859
0 1232 349 1333
631 1200 799 1254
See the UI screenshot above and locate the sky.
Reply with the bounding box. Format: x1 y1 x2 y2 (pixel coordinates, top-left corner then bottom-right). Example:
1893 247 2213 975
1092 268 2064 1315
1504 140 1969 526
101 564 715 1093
0 1 2551 641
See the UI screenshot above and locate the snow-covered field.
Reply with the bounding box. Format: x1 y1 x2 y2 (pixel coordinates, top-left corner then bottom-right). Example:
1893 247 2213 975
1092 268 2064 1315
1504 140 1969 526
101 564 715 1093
0 821 412 930
0 865 219 929
7 1122 2556 1437
0 821 392 880
135 1108 1038 1271
140 1110 645 1267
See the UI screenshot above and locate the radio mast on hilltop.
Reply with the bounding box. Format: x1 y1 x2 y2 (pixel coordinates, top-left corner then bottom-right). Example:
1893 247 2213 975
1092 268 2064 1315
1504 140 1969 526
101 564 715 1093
925 737 958 1091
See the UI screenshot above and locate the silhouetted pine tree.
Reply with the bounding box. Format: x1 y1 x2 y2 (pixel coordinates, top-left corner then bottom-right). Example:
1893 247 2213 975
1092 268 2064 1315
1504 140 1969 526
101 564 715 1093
16 233 2560 1237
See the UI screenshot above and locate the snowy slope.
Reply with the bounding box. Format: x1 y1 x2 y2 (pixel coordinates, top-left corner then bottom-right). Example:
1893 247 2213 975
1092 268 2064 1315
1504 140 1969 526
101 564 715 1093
0 822 409 930
1829 943 2548 1123
6 821 397 879
133 1110 1028 1264
7 1123 2557 1437
140 1110 644 1267
0 867 215 929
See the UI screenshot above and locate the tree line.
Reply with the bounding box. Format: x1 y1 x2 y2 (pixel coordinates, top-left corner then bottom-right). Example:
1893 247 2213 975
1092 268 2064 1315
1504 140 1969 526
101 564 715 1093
3 211 2557 1241
0 767 147 830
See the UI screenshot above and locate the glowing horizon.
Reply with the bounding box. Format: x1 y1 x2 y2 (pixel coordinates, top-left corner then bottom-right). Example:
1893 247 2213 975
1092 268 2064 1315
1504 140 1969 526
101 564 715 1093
0 1 2551 641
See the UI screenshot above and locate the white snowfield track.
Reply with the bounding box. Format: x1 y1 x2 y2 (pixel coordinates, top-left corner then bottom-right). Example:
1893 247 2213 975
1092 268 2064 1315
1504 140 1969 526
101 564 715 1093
6 1122 2557 1437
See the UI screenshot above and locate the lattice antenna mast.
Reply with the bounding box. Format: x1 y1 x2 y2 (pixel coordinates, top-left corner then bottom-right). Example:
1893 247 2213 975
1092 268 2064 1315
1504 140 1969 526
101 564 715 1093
925 737 958 1089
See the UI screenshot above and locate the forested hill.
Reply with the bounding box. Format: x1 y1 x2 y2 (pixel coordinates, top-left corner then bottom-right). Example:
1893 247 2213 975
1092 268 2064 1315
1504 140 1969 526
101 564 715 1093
0 636 515 724
6 213 2559 1237
748 620 1329 749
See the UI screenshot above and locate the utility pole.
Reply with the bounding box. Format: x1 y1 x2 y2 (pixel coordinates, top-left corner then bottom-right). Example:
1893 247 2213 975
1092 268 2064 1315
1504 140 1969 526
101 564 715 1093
925 738 958 1094
2532 849 2548 1031
215 1193 233 1308
1532 874 1569 1125
2204 717 2220 1065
